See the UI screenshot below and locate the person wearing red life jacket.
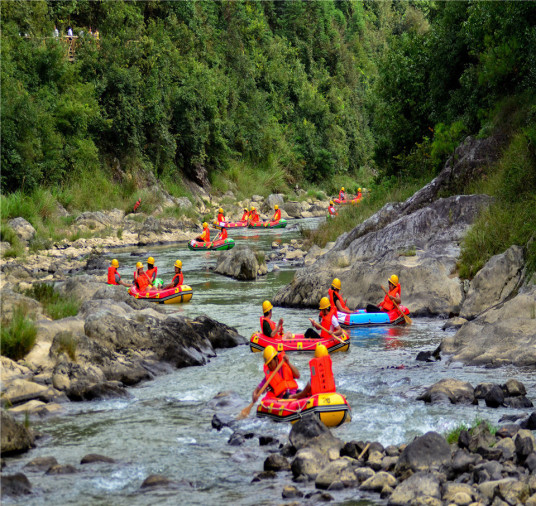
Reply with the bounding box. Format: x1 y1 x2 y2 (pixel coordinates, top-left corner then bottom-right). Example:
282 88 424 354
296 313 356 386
356 187 362 200
378 274 401 312
305 297 343 339
260 300 292 339
328 278 352 315
217 207 225 223
107 259 129 287
271 205 281 222
134 262 152 292
291 344 336 399
241 208 249 221
214 226 228 242
249 206 260 223
162 260 184 290
252 345 300 401
328 201 337 217
339 187 346 200
145 256 158 284
195 222 211 243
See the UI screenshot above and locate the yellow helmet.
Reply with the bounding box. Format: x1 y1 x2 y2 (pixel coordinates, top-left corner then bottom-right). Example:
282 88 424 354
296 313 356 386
203 222 208 228
219 208 223 213
263 345 277 364
319 297 331 310
330 201 334 205
136 261 143 269
358 188 362 192
341 187 345 191
251 206 255 211
174 260 182 269
244 208 248 211
274 205 279 210
111 259 119 267
315 344 329 358
389 274 399 286
262 300 273 313
147 256 155 265
331 278 341 290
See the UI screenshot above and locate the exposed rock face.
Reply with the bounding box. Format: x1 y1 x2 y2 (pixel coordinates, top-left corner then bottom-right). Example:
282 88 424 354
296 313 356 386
1 472 32 497
0 411 34 455
395 432 451 474
274 195 492 315
441 285 536 368
7 217 36 243
214 246 267 280
417 378 477 405
460 245 525 319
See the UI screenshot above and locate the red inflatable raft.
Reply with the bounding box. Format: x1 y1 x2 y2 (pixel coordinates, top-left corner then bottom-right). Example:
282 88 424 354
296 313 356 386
128 284 193 304
214 220 248 229
249 331 350 354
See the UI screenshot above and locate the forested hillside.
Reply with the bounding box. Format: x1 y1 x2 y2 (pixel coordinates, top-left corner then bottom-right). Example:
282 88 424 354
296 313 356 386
1 0 535 271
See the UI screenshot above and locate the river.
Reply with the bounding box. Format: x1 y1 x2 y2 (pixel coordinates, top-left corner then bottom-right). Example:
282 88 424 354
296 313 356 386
4 219 535 505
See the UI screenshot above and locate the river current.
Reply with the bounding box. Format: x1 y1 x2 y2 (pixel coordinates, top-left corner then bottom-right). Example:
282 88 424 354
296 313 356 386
4 219 535 505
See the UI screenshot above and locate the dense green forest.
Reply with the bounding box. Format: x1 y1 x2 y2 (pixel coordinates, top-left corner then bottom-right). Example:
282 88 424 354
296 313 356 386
1 0 535 272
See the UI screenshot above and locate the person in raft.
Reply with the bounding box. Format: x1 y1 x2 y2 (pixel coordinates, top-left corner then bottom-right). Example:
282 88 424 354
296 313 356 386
249 206 260 223
367 274 401 313
162 260 184 290
290 344 336 400
271 204 281 222
195 222 210 243
145 256 158 284
305 297 343 339
339 187 346 200
261 300 293 340
328 278 353 315
134 261 152 291
214 225 228 242
328 200 337 217
252 345 300 402
241 207 249 222
107 259 130 287
217 207 225 224
355 187 362 200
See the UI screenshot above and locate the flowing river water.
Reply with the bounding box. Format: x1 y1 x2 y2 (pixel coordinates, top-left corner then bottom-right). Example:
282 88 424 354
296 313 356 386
4 219 535 505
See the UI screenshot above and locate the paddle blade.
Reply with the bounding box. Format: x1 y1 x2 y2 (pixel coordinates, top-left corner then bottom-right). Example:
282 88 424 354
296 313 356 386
403 313 413 325
237 402 254 420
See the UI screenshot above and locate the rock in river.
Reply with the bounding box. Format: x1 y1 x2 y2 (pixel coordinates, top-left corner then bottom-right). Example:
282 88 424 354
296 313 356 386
214 246 267 280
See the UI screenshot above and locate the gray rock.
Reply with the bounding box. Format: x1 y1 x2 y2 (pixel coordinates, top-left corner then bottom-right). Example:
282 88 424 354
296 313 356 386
417 378 477 405
395 432 451 474
7 217 36 242
460 245 525 319
46 464 77 475
504 396 533 409
264 194 285 212
282 485 304 498
485 384 505 408
388 471 441 505
289 415 343 455
80 454 115 464
214 246 265 281
502 379 527 397
515 429 535 459
228 432 245 446
264 454 290 472
315 458 357 489
24 456 58 471
1 411 34 455
140 474 173 489
291 448 328 480
360 471 397 491
1 472 32 497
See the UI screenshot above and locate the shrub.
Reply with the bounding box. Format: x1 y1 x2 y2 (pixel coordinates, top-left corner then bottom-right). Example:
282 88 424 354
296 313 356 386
1 305 37 360
54 332 77 361
23 283 80 320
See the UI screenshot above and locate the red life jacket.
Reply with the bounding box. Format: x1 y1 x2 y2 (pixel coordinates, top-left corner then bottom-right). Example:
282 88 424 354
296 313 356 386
146 266 157 282
241 211 249 221
171 272 183 287
339 190 345 200
107 266 119 285
328 206 337 216
356 191 362 200
251 212 260 223
310 356 336 394
260 316 281 337
200 228 210 243
328 288 349 311
380 284 401 312
217 229 228 241
263 354 298 397
217 213 225 222
319 308 336 339
272 209 281 221
134 271 150 292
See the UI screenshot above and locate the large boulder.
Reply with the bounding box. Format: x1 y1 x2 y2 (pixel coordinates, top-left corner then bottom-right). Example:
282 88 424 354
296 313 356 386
289 414 342 453
274 195 492 315
1 411 34 455
214 246 266 281
7 217 36 243
417 378 477 405
263 194 285 212
389 471 442 505
441 285 536 367
395 432 451 474
460 245 525 319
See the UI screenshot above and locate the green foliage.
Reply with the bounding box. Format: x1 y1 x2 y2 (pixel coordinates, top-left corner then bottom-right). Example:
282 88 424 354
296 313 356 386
445 422 469 445
54 332 77 361
1 305 37 360
444 417 497 445
23 283 80 320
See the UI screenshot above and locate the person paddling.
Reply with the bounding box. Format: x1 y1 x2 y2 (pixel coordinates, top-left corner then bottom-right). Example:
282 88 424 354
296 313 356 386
305 297 343 339
146 256 158 284
107 259 129 287
217 207 225 224
271 205 281 222
367 274 401 313
356 187 362 200
195 222 210 243
162 260 184 290
134 262 152 291
252 345 300 402
241 207 249 222
249 206 260 224
328 278 352 314
290 344 336 400
260 301 293 340
214 226 228 242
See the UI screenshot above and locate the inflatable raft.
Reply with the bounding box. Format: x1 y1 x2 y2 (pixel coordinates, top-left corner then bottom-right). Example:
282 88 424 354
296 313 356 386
333 198 349 205
248 219 287 229
187 238 235 251
249 331 350 354
214 220 248 229
256 392 351 427
337 307 409 327
128 284 193 304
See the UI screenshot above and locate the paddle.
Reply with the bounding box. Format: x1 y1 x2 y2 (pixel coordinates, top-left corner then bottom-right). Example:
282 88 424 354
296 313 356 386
238 359 285 420
381 285 412 325
309 318 347 345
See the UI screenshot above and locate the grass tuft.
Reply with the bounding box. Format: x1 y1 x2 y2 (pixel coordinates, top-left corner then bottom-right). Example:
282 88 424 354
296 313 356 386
1 305 37 360
23 283 80 320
